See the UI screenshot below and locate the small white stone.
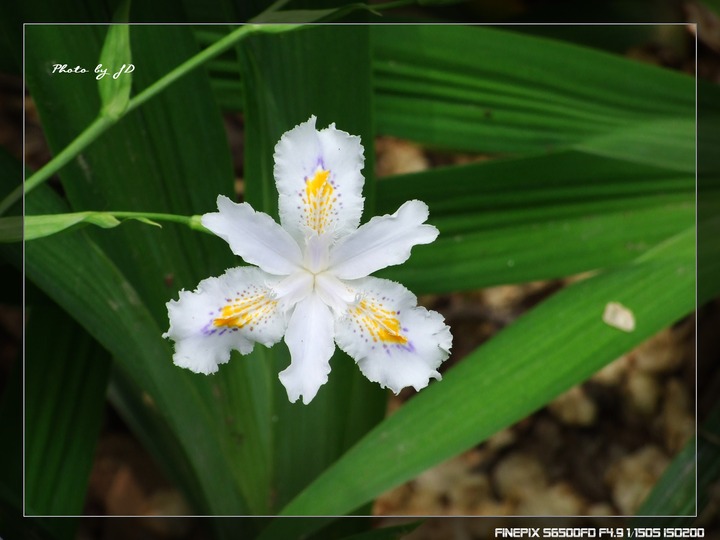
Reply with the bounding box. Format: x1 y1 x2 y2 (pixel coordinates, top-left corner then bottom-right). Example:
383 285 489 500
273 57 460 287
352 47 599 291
603 301 636 332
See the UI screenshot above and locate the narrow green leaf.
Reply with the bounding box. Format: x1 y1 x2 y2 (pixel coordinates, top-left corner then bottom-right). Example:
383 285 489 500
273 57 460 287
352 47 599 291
376 150 693 228
97 1 133 119
0 355 72 539
0 153 74 539
372 25 696 168
26 297 111 516
3 211 201 243
238 25 385 512
23 24 256 514
19 188 245 515
279 224 697 516
18 212 119 241
576 117 695 173
376 151 695 294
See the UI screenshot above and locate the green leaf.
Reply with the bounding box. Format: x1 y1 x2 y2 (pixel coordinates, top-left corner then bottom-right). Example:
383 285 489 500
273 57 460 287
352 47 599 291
576 117 695 173
24 24 250 515
0 354 73 539
279 224 698 516
376 151 695 294
372 25 696 168
238 24 385 512
2 212 119 242
25 297 111 516
2 211 202 243
17 192 237 515
97 1 132 119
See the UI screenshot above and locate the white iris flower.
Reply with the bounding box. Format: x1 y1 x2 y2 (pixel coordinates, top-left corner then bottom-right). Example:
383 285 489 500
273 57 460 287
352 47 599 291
164 116 452 404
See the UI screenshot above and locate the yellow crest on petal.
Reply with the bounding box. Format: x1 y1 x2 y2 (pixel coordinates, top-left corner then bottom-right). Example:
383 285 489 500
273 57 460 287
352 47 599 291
214 293 278 331
353 299 408 345
303 168 336 234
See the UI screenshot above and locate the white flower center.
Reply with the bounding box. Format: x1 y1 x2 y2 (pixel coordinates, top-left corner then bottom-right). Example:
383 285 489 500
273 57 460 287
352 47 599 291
274 232 355 316
302 232 332 274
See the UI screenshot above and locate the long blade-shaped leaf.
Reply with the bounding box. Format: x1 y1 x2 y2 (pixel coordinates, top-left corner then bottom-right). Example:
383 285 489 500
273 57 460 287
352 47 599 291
372 25 695 170
376 151 696 294
279 224 699 516
25 298 111 516
238 24 386 513
23 25 253 514
19 187 241 514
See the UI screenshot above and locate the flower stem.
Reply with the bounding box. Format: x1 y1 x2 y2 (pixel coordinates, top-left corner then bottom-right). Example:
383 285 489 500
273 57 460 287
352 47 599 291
110 211 208 232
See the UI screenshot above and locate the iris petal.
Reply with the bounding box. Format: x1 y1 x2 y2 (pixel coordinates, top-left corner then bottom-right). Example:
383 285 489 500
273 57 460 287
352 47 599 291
334 276 452 394
329 200 438 280
274 116 365 243
279 293 336 404
164 267 288 374
202 196 303 276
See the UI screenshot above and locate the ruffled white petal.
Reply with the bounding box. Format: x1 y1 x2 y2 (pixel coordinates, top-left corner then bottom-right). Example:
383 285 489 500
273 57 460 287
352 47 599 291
279 293 336 404
329 200 439 280
163 267 289 374
202 196 303 276
273 115 365 242
334 277 452 394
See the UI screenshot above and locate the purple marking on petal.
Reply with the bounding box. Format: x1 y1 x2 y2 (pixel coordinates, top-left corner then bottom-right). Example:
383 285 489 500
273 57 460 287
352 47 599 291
201 323 218 336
